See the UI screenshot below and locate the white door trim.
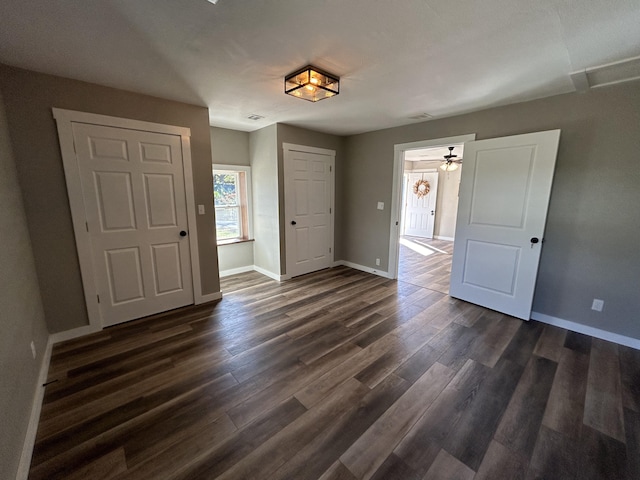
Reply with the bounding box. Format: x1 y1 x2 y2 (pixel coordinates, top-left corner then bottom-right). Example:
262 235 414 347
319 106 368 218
389 134 476 279
283 143 335 157
282 143 335 277
52 108 203 329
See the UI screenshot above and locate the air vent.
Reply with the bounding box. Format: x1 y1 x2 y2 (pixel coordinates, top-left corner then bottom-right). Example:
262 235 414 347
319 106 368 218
408 113 434 120
570 55 640 92
247 114 264 121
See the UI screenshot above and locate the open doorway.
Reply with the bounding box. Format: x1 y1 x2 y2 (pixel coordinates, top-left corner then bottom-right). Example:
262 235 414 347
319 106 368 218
389 134 476 291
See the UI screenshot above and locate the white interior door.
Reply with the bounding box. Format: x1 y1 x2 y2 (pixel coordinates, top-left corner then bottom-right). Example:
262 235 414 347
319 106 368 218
284 146 334 278
72 123 193 326
403 171 438 238
449 130 561 320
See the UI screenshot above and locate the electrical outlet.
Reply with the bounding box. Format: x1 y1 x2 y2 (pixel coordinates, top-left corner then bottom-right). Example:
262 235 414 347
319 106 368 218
375 258 381 266
30 341 36 359
591 298 604 312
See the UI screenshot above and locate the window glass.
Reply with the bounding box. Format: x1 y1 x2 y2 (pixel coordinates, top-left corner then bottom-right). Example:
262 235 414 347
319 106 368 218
212 168 252 244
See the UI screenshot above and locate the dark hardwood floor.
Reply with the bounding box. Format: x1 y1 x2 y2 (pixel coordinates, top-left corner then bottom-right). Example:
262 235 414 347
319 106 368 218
29 263 639 479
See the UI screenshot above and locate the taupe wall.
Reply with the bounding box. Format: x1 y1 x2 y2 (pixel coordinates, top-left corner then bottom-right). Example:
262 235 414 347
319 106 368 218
343 81 640 339
277 124 346 273
250 124 280 275
0 65 220 333
0 90 49 480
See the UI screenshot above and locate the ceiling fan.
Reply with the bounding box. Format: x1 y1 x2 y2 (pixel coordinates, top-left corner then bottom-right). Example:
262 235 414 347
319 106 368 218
440 146 462 172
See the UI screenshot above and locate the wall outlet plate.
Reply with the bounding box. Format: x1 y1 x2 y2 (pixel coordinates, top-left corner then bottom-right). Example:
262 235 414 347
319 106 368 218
377 202 384 210
591 298 604 312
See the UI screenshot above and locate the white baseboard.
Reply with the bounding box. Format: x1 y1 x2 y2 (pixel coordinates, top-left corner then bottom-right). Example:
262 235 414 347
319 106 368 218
253 265 289 281
434 235 455 242
219 265 254 278
49 324 101 344
17 337 53 480
196 291 222 304
531 311 640 350
334 260 394 279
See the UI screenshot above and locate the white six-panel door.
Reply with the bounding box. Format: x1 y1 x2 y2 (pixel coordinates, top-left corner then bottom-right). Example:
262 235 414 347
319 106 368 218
449 130 561 320
72 123 193 326
284 146 334 278
403 171 438 238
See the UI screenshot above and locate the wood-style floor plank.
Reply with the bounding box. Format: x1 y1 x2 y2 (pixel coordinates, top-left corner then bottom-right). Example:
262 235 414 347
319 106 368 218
542 347 589 439
584 338 626 442
340 362 455 479
27 240 639 480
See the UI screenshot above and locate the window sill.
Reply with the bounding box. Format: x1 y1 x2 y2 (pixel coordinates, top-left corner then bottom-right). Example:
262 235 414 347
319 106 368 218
217 238 255 247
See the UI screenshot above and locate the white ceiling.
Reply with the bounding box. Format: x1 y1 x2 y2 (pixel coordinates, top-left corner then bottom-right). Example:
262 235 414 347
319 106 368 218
1 0 639 135
405 145 463 162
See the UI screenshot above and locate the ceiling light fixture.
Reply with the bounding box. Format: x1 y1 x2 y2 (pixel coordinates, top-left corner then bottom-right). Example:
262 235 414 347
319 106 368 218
285 65 339 102
440 146 462 172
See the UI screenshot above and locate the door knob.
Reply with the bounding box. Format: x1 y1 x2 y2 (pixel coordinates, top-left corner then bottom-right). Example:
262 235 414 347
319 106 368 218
291 220 297 225
530 237 539 244
180 230 187 237
431 210 435 215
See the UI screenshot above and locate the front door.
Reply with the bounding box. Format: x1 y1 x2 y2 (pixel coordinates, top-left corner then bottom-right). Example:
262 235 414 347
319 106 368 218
72 123 194 326
403 171 439 238
449 130 561 320
284 146 334 278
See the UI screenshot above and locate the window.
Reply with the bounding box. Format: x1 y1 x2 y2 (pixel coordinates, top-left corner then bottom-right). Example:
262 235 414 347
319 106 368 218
213 165 252 244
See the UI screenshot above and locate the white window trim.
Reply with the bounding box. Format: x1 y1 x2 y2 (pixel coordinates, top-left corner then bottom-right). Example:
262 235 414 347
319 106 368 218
213 164 253 243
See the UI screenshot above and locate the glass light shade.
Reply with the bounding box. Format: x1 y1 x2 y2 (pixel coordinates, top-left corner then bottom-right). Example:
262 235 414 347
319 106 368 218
285 65 339 102
440 162 459 172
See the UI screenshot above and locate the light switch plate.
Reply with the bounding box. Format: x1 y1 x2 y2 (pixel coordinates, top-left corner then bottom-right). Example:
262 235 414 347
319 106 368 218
198 204 205 215
377 202 384 210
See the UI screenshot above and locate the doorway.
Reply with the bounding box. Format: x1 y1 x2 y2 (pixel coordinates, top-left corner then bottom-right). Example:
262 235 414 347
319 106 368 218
390 134 476 291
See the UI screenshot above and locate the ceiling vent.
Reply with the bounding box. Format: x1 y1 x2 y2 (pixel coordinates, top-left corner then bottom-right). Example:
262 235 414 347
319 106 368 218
408 113 434 120
247 114 264 121
570 55 640 92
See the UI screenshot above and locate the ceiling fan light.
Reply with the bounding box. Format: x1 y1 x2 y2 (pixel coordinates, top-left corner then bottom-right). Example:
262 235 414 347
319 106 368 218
285 65 340 102
440 162 459 172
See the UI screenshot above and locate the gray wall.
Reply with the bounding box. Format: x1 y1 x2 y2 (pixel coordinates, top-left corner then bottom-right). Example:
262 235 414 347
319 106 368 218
218 241 254 274
211 126 250 166
343 80 640 339
0 65 220 333
277 124 346 273
211 126 254 274
250 125 280 275
0 90 49 480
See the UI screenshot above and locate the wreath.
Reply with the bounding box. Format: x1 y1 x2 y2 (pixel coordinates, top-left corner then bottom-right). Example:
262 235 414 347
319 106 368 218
413 179 431 198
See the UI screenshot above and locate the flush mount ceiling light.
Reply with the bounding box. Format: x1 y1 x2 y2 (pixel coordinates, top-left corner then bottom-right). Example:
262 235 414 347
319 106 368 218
285 65 339 102
440 146 462 172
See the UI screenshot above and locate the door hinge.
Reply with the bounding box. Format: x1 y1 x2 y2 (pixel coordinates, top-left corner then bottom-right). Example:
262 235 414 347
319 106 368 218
329 207 332 214
329 165 332 172
85 221 89 232
97 294 100 303
329 247 332 253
